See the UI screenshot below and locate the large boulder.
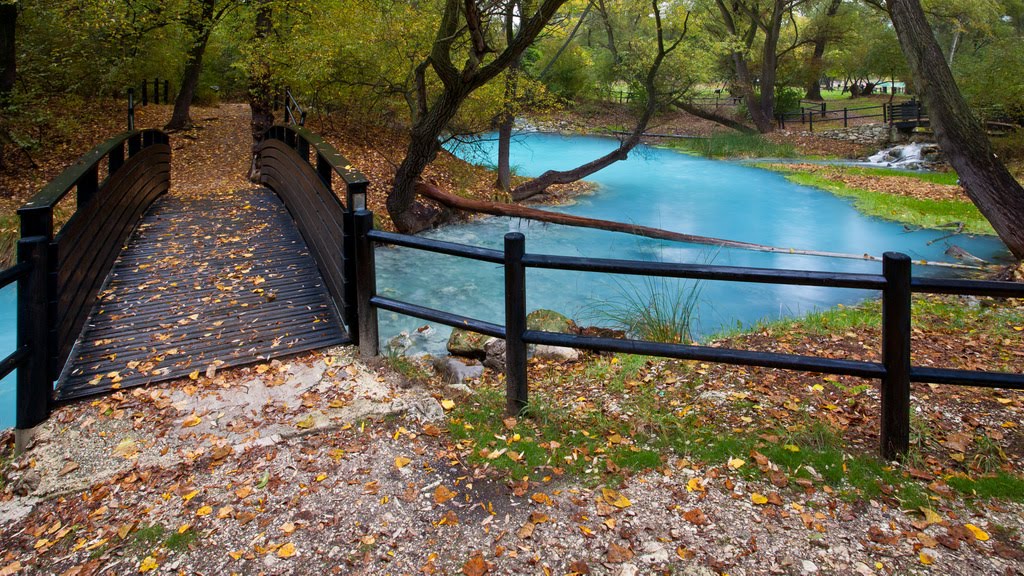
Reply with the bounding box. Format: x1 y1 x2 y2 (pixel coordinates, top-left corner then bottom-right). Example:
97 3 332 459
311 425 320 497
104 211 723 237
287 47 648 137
526 309 578 333
526 309 580 363
446 329 492 359
432 356 484 385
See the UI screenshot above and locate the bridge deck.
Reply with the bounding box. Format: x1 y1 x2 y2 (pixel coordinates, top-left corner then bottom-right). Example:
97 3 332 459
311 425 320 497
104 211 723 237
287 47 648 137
57 187 348 400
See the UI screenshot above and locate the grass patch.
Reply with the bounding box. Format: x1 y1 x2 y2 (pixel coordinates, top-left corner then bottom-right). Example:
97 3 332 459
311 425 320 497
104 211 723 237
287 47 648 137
783 171 994 234
164 529 199 552
132 523 166 548
837 166 960 186
946 473 1024 502
710 300 881 341
671 133 797 159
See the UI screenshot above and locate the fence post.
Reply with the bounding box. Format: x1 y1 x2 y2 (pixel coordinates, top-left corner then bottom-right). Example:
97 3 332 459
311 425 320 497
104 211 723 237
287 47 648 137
881 252 912 460
354 209 379 358
127 88 135 131
15 235 53 452
153 78 160 104
141 80 148 106
844 107 848 128
809 111 814 133
504 232 528 416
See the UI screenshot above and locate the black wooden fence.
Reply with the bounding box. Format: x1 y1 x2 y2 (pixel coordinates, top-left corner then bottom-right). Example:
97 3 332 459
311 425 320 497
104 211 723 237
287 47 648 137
0 129 170 441
778 101 925 132
352 219 1024 460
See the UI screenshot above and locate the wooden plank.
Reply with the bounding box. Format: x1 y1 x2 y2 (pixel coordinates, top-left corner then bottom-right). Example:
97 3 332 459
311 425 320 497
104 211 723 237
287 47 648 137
56 187 348 401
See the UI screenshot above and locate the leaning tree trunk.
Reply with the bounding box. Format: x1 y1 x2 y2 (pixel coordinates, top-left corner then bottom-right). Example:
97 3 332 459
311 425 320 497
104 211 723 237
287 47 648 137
0 2 16 96
389 90 465 232
166 0 215 131
804 0 842 101
889 0 1024 259
673 100 756 134
247 0 274 181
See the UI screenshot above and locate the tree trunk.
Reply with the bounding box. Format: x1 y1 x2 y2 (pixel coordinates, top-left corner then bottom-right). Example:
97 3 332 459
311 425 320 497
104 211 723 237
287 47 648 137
889 0 1024 259
496 0 521 193
388 0 569 232
804 0 842 100
673 100 756 134
0 3 16 96
510 1 682 201
166 0 215 131
247 0 274 181
389 91 465 232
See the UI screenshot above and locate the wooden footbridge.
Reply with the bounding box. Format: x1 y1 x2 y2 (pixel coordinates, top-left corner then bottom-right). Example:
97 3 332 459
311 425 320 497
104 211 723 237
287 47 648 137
2 115 1022 461
2 123 368 439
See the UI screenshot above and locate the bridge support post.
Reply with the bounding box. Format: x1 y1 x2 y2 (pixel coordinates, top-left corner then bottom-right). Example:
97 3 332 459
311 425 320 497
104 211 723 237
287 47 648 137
354 209 379 358
504 233 528 416
15 236 53 453
881 252 912 460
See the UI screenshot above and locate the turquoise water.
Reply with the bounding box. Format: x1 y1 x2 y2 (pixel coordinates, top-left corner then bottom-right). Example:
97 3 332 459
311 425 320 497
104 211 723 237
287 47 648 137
1 284 15 429
374 133 1009 354
0 133 1011 428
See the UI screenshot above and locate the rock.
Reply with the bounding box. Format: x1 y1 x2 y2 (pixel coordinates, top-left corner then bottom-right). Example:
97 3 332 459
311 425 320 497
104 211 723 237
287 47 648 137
638 542 669 564
483 338 506 371
526 309 577 333
9 469 42 496
446 329 491 359
387 332 414 354
615 564 640 576
532 344 580 362
403 397 445 422
432 357 484 385
801 560 818 573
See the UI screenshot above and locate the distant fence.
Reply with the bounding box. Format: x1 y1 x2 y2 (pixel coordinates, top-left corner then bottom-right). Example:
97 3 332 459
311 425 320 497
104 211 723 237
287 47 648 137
350 219 1024 461
778 101 925 132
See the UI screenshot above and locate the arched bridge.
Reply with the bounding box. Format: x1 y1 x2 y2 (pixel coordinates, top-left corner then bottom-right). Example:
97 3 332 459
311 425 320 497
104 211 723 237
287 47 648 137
2 124 368 435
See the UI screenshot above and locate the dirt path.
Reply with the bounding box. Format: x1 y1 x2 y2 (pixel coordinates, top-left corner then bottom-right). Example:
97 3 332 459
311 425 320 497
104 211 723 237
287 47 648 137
1 104 1022 576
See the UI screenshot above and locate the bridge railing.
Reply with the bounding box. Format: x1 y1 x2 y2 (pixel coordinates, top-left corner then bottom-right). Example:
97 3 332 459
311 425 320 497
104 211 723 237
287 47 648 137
2 128 170 439
351 214 1024 460
258 124 369 339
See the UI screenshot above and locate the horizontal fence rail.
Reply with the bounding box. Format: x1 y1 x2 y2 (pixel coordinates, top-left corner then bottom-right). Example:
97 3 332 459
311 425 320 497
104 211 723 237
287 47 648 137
353 216 1024 460
9 129 171 436
258 124 369 338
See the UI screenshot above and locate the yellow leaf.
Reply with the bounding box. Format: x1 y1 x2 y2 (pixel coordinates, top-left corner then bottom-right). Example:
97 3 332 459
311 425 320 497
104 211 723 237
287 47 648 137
965 524 989 541
182 490 199 502
195 506 212 517
139 556 159 572
783 445 800 452
295 415 315 429
579 525 595 537
277 542 296 558
177 524 190 534
255 364 270 374
433 485 457 504
182 414 201 427
686 478 705 493
919 551 934 565
919 507 943 526
188 370 200 380
315 473 327 482
395 456 412 469
440 399 455 410
728 458 745 470
601 487 632 509
228 551 244 560
751 493 769 505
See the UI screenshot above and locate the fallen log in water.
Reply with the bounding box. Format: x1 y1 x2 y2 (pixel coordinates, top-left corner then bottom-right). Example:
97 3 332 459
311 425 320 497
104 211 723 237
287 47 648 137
416 181 986 271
